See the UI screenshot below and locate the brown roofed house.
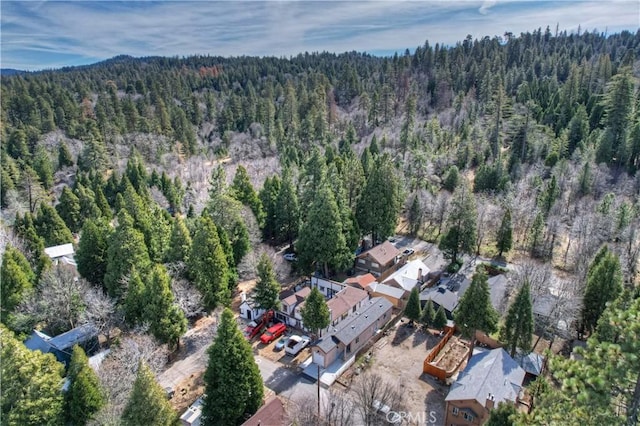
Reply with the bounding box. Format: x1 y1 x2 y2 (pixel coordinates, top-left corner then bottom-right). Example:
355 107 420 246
326 286 369 326
355 241 402 278
242 396 286 426
344 273 377 290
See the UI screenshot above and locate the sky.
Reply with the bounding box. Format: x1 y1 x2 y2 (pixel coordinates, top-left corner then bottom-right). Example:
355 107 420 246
1 0 638 71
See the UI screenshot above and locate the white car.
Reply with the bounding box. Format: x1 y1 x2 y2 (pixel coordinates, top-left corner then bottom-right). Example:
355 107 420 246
285 335 310 356
283 253 297 262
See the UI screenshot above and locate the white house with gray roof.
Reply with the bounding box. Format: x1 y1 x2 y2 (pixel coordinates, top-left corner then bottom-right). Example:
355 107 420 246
312 297 393 368
445 348 526 425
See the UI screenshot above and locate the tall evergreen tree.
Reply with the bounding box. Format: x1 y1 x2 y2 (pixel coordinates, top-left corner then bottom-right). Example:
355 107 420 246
420 300 435 328
202 308 264 425
76 218 111 286
455 271 499 356
274 171 300 246
499 282 534 356
1 245 36 315
300 287 331 337
581 246 623 334
34 203 74 246
404 287 422 325
188 216 231 309
231 165 265 227
433 305 448 330
259 175 281 241
121 362 178 426
32 146 54 190
166 216 192 263
144 264 187 349
356 154 401 243
1 325 65 426
57 142 74 169
104 210 151 298
297 184 351 276
56 186 82 232
496 209 513 257
124 268 146 326
253 252 281 311
66 345 105 425
439 183 477 264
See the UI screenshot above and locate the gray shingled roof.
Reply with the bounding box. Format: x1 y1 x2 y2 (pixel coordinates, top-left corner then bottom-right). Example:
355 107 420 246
315 297 393 352
445 348 525 406
487 275 509 313
421 286 459 313
335 298 392 345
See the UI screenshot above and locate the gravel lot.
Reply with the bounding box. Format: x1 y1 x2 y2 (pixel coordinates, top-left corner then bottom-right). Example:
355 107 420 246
366 320 448 425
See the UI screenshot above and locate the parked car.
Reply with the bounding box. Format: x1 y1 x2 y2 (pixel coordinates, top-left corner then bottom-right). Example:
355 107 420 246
283 253 297 262
274 336 289 351
260 323 287 344
285 335 311 356
403 248 415 256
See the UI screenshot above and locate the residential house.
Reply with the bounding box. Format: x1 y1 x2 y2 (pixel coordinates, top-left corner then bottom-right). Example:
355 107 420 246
487 274 510 314
239 292 266 321
24 323 99 366
325 286 369 326
44 243 76 267
310 275 345 299
354 241 402 278
445 348 526 425
383 259 430 293
242 396 286 426
312 297 393 369
277 286 311 328
513 351 545 384
532 292 579 338
420 274 471 319
344 273 377 290
366 282 406 308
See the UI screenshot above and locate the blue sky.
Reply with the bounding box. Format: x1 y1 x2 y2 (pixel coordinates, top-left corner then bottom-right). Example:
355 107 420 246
1 1 638 71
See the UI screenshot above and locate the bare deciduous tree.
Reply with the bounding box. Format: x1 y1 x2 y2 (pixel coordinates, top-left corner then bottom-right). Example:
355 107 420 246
350 373 405 426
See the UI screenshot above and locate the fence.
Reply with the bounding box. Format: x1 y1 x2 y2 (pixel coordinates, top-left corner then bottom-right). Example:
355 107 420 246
422 328 455 380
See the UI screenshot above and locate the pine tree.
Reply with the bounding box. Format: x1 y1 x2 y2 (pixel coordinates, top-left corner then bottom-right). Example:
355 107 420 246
1 245 36 314
188 216 231 310
439 183 477 264
123 268 146 326
404 287 422 325
57 142 74 169
300 287 331 337
259 175 281 241
231 165 265 227
443 165 460 192
297 184 351 276
144 265 187 349
581 246 623 334
486 402 518 426
1 325 65 425
274 171 300 246
166 216 192 263
433 305 448 330
496 209 513 257
499 282 534 356
33 146 54 190
455 271 499 351
254 252 281 311
57 186 82 232
420 300 435 328
121 362 178 426
76 218 111 286
34 203 74 246
66 345 104 425
202 308 264 425
104 210 151 298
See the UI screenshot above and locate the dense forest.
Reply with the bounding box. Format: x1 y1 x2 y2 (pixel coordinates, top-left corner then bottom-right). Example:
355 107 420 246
1 27 639 425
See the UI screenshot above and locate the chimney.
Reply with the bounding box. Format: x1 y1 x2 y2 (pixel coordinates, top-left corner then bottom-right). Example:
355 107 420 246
241 292 247 302
485 393 495 410
418 268 423 282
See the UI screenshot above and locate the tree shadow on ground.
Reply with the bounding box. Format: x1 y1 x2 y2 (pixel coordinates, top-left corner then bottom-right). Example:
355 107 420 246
422 380 447 426
412 327 429 347
391 322 414 346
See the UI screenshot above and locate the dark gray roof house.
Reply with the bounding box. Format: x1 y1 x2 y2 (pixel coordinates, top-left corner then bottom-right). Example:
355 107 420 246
445 348 526 424
24 324 99 366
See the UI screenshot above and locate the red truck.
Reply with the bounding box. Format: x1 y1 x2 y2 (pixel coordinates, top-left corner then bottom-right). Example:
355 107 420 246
244 310 274 340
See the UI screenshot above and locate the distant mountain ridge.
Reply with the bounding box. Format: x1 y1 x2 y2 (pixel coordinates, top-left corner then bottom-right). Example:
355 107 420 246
1 68 27 76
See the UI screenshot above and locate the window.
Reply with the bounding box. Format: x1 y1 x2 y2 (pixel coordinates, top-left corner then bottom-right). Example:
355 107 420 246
355 337 360 344
452 407 459 416
358 259 366 264
320 286 325 292
346 343 352 353
371 262 379 268
463 412 474 422
353 306 357 312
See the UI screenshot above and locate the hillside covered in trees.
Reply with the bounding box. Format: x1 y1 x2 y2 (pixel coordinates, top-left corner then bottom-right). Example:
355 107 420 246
1 27 639 424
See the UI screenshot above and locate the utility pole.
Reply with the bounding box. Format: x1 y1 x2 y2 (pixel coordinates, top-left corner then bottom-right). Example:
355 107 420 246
317 363 321 420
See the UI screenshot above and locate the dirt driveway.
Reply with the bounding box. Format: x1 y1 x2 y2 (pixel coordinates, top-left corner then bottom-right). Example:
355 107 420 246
365 320 448 425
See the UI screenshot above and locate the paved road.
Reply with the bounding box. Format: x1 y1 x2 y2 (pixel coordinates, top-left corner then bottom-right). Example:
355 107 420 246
255 355 329 404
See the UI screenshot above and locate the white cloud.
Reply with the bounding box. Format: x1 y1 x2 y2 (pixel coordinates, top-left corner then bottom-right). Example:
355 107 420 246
479 0 497 15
